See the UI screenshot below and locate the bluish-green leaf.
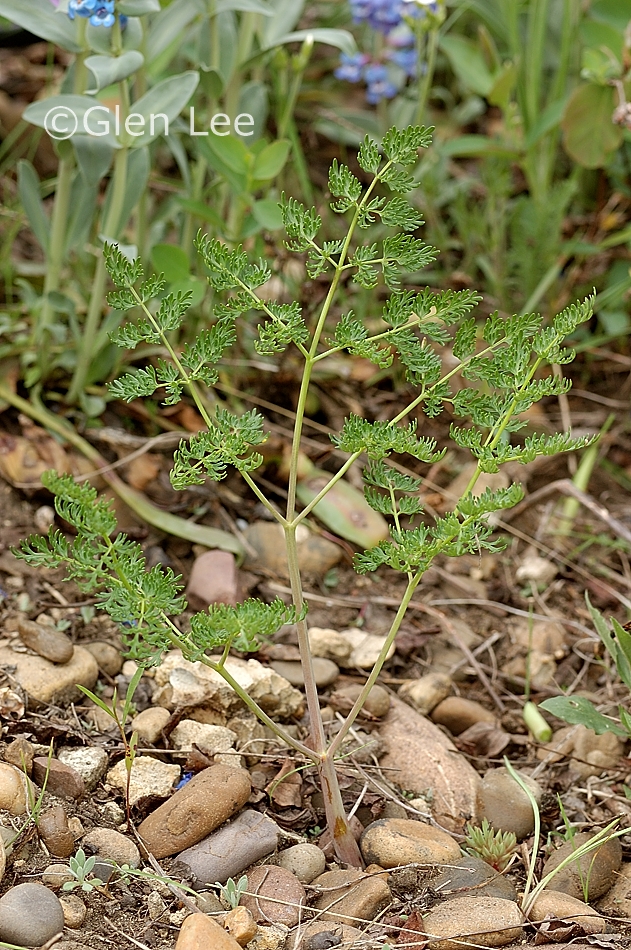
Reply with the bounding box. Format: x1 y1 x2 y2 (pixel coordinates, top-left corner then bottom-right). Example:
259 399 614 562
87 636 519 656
440 34 494 96
85 51 144 94
262 0 304 47
124 71 200 147
266 28 356 56
539 695 627 737
17 160 49 256
151 245 190 284
252 140 290 180
252 199 284 230
216 0 273 13
118 0 160 13
23 95 120 149
0 0 80 51
72 135 114 185
146 0 201 62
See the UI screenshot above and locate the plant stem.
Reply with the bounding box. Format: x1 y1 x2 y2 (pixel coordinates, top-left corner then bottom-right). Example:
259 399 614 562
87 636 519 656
415 26 438 125
36 155 74 359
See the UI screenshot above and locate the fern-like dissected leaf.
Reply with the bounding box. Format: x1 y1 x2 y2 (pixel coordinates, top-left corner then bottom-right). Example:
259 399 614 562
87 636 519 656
170 408 266 487
103 243 143 287
332 415 445 463
328 159 362 213
331 312 393 368
255 302 308 355
188 598 296 657
280 195 322 251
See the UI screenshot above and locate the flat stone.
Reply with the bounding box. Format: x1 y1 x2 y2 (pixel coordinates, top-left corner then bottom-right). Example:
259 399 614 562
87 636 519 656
480 766 542 840
340 628 395 668
223 906 257 947
175 912 242 950
138 763 251 859
287 920 364 950
423 895 522 950
330 683 390 718
378 696 482 830
83 641 122 676
542 832 622 901
107 755 180 807
431 697 496 735
308 627 353 663
4 737 35 774
17 616 74 664
361 818 460 868
170 721 238 767
243 521 342 578
270 658 339 688
58 747 109 791
59 894 87 929
399 673 452 716
32 757 85 799
187 550 238 610
529 890 605 934
0 644 98 706
0 762 34 815
597 862 631 917
176 809 280 885
241 865 306 927
131 706 171 744
0 883 65 948
42 864 74 888
311 868 391 923
277 843 326 883
83 827 140 868
37 805 75 858
432 855 517 901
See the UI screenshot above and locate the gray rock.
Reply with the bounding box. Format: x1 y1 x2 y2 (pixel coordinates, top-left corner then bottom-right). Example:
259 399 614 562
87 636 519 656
17 616 74 664
243 521 341 578
330 683 390 718
42 864 74 888
340 629 395 669
480 766 542 840
307 627 353 663
277 843 326 883
423 895 522 950
597 861 631 917
288 920 364 950
0 883 65 948
241 865 306 927
431 855 517 901
270 658 339 688
175 808 280 885
361 818 461 868
311 869 391 923
542 832 622 901
170 721 238 766
83 827 140 868
58 747 109 791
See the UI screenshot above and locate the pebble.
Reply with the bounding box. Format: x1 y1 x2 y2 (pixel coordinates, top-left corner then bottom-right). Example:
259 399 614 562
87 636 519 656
195 892 224 914
170 721 239 766
4 737 35 774
0 883 65 948
138 763 251 859
480 767 542 840
0 837 5 883
58 747 109 791
423 895 522 950
32 756 85 799
0 644 98 705
223 906 257 946
226 714 267 765
270 658 339 688
249 925 289 950
431 697 496 735
38 805 75 858
572 726 622 778
361 818 460 868
83 641 123 676
340 628 395 669
287 921 364 950
42 863 74 888
311 868 391 923
528 890 605 933
107 755 180 807
243 521 341 578
509 617 566 657
187 550 238 609
432 855 517 901
541 832 622 901
399 673 452 716
277 843 326 883
516 551 558 586
308 627 352 663
241 865 306 927
147 890 167 920
59 894 88 929
34 505 55 534
17 616 74 664
597 862 631 916
176 808 280 884
378 697 482 830
175 912 242 950
330 683 390 718
83 827 140 868
131 706 171 744
0 762 34 815
152 651 304 720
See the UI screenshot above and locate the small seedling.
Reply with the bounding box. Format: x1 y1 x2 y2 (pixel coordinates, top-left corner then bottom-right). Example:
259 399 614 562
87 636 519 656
63 849 99 894
215 875 248 909
464 818 517 872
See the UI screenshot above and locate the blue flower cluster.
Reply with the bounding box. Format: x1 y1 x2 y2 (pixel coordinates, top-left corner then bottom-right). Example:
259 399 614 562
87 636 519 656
349 0 440 33
67 0 124 28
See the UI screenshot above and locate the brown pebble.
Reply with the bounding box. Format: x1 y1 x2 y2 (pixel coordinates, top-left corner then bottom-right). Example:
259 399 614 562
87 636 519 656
187 550 238 609
138 764 251 859
175 913 242 950
431 696 496 735
32 757 85 799
38 805 75 858
4 739 34 775
240 866 306 927
223 906 257 946
17 616 74 664
83 641 122 676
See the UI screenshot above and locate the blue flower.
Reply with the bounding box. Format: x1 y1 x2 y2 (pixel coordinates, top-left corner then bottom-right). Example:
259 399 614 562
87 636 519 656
68 0 119 27
364 64 397 102
334 52 370 83
387 46 418 77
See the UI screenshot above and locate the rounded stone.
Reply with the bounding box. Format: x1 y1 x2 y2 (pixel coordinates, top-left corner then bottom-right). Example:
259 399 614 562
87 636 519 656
38 805 75 858
241 866 306 927
311 868 391 923
541 832 622 901
270 658 339 688
431 697 496 735
83 641 123 676
399 673 452 716
4 738 35 775
175 809 280 885
107 755 181 807
83 827 141 868
42 864 74 888
32 757 85 800
59 894 87 929
0 762 33 816
130 707 171 744
138 763 251 859
480 767 542 840
0 883 65 948
288 920 364 950
223 906 257 946
331 683 391 718
58 747 109 791
0 644 98 706
175 912 243 950
277 843 326 883
431 855 517 902
528 890 605 934
423 895 523 950
17 616 74 664
360 818 461 869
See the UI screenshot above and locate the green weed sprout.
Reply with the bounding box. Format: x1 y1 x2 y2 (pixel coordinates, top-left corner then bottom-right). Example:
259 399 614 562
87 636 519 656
216 876 249 910
16 125 595 867
63 849 99 894
463 818 517 872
